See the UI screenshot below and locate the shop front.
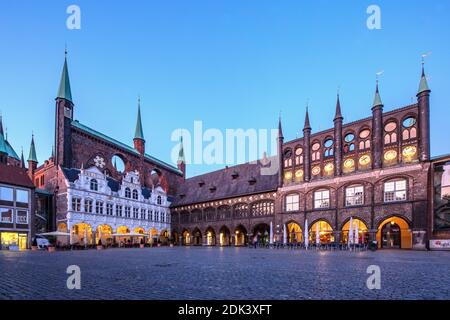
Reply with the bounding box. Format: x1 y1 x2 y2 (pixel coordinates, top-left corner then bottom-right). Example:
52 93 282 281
0 231 28 251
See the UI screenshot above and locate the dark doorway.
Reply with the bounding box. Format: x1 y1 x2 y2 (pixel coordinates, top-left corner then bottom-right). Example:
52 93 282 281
381 222 401 248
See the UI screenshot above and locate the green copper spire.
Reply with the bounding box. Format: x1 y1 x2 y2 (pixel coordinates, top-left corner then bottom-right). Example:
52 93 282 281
0 114 6 155
28 134 38 163
373 81 383 108
21 147 25 168
134 98 145 141
178 135 185 163
57 49 73 102
418 63 430 94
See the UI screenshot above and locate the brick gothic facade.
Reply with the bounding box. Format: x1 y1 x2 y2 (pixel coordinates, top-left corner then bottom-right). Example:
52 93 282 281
171 66 432 250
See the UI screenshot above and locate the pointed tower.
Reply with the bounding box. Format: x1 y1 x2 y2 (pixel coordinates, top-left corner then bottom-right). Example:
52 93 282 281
417 62 431 161
303 107 312 182
177 135 186 179
21 147 25 168
372 80 384 169
55 49 74 168
28 134 38 180
0 114 7 164
133 97 146 155
277 115 284 187
333 93 343 176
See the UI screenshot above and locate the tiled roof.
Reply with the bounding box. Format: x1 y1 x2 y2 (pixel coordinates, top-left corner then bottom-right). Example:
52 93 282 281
172 157 278 207
61 167 152 198
0 163 34 188
71 120 182 175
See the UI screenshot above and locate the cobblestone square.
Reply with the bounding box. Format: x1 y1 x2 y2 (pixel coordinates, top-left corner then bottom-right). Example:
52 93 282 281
1 247 449 300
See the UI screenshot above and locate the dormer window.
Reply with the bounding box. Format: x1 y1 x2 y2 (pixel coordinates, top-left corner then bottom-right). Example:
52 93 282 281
179 193 186 199
198 181 205 187
125 187 131 198
231 171 239 179
90 179 98 191
209 186 217 192
248 177 257 185
157 195 162 205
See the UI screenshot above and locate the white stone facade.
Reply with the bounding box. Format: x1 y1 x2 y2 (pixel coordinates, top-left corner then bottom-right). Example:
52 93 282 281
63 166 171 239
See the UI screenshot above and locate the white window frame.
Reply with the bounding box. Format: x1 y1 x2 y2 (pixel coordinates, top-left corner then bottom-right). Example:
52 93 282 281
384 179 407 203
16 189 29 204
314 190 330 209
0 186 14 202
16 210 28 224
0 207 13 224
285 194 299 212
345 185 364 206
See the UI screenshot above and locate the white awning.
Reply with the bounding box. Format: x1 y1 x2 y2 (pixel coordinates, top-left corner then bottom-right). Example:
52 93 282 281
111 233 148 237
37 231 70 237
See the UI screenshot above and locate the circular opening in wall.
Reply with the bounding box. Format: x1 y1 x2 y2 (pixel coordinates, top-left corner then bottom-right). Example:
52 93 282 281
112 155 125 173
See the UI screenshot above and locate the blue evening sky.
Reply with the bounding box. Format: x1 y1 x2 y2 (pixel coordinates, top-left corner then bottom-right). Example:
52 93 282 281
0 0 449 177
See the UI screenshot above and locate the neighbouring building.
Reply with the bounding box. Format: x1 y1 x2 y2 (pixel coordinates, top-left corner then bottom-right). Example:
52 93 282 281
0 117 35 250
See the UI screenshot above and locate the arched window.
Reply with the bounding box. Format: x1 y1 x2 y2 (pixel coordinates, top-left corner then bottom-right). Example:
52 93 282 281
345 185 364 206
314 190 330 209
284 149 293 168
402 117 417 141
90 179 98 191
157 196 162 205
384 179 407 202
132 189 139 200
358 129 371 151
311 142 321 161
343 133 355 154
125 187 131 198
323 139 334 158
285 194 299 212
384 121 398 145
295 148 303 165
217 205 232 220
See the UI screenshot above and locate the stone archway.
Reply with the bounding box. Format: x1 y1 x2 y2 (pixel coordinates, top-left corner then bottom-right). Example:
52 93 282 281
309 220 334 244
219 226 231 246
341 218 369 244
205 227 216 246
192 228 202 246
286 221 303 243
234 225 248 246
96 224 113 246
252 223 270 245
182 229 191 246
376 216 412 249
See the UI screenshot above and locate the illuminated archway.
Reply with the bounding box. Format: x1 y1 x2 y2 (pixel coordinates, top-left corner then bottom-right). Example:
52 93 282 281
205 227 216 246
182 229 191 245
117 226 130 234
72 223 93 245
309 220 334 244
57 223 68 232
96 224 113 245
219 226 231 246
342 219 368 244
160 229 170 245
376 216 412 249
192 228 202 246
287 222 303 243
234 225 248 246
172 230 179 245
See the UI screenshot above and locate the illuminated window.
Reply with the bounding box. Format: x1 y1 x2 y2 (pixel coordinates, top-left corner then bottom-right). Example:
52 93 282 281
284 171 293 181
251 201 274 216
359 155 371 167
90 179 98 191
314 190 330 209
286 194 299 212
71 198 81 211
295 148 303 165
234 203 249 218
402 146 417 162
384 179 407 202
284 149 293 167
346 185 364 206
295 169 304 181
312 143 321 161
324 163 334 175
312 166 321 176
343 158 355 173
384 150 398 162
384 121 398 145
